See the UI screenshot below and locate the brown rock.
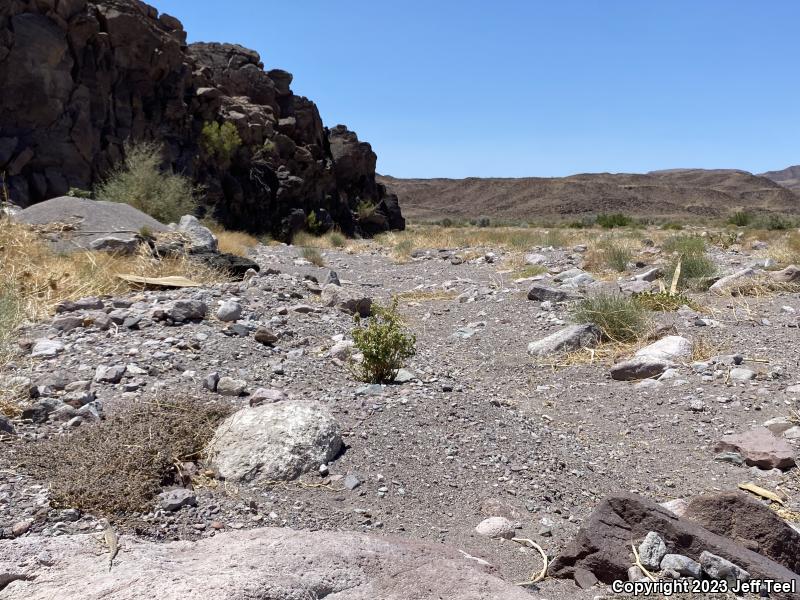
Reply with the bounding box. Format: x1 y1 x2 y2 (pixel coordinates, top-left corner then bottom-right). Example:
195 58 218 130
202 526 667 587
772 265 800 283
254 327 278 346
548 493 800 595
714 427 796 470
684 491 800 575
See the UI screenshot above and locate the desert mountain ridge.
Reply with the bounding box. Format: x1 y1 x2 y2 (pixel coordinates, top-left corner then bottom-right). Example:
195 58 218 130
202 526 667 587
379 166 800 222
761 164 800 192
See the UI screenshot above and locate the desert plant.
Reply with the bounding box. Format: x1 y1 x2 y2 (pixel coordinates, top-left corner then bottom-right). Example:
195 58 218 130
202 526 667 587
328 231 346 248
0 283 21 358
306 210 325 235
662 235 706 256
570 293 649 343
300 246 325 267
476 216 492 228
602 242 633 272
728 211 752 227
634 290 694 312
661 221 684 231
95 141 198 224
351 299 416 383
665 253 716 290
356 200 377 221
201 121 242 166
596 213 633 229
19 397 231 517
67 187 93 199
760 214 795 231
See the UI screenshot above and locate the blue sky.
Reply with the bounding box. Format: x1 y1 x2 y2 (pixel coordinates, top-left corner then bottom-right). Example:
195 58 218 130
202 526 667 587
155 0 799 178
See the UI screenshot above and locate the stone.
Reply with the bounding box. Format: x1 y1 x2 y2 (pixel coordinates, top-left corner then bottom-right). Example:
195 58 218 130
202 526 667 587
51 315 83 332
328 340 355 360
158 488 198 512
344 474 362 490
249 388 287 407
209 401 343 482
635 267 662 282
611 336 693 381
527 324 602 357
324 270 341 286
635 336 693 361
548 493 800 588
254 327 278 345
203 372 220 392
321 285 372 317
627 566 644 581
659 498 689 518
11 520 31 537
771 264 800 283
660 554 701 578
709 267 758 295
94 365 126 384
56 297 104 313
88 233 140 254
638 532 667 570
684 491 800 574
714 427 796 470
216 377 247 397
764 417 796 436
729 367 755 381
0 415 14 435
0 528 529 600
177 215 218 253
31 339 64 358
474 517 514 539
524 252 547 265
153 300 207 324
527 284 570 302
573 567 598 589
700 551 750 582
216 300 242 322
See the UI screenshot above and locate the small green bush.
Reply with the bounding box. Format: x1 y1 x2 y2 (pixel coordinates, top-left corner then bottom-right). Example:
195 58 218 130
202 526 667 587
661 222 684 231
662 235 706 256
67 187 93 199
760 214 794 231
352 299 416 383
665 253 717 290
476 216 491 228
357 200 377 221
596 213 633 229
602 242 633 272
728 211 752 227
328 231 346 248
201 121 242 165
306 210 324 235
634 290 694 312
96 141 198 224
300 246 325 267
571 293 649 343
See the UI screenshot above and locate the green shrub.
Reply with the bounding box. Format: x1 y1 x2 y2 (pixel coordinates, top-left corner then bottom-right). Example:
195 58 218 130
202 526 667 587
476 216 491 228
306 210 324 235
328 231 346 248
760 214 794 231
357 200 377 221
201 121 242 165
95 141 198 224
351 298 416 383
661 222 684 231
602 242 633 272
596 213 633 229
662 235 706 256
728 211 752 227
570 293 649 343
300 246 325 267
634 290 694 312
665 253 717 290
67 187 93 199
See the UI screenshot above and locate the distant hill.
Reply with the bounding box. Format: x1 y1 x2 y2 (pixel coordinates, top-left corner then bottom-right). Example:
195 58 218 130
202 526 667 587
761 165 800 192
378 169 800 222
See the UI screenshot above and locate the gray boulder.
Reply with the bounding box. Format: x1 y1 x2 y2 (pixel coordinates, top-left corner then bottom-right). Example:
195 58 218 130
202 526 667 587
700 551 750 582
527 324 601 357
610 336 693 381
527 284 571 302
709 268 758 295
209 401 343 482
177 215 218 254
88 233 140 254
638 532 667 571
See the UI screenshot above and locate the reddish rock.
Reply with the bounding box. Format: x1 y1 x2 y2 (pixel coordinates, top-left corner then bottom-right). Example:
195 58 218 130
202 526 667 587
684 491 800 575
714 427 796 470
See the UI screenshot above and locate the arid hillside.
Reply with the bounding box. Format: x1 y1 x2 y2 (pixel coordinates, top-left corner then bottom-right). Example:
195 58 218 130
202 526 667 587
762 165 800 192
379 168 800 222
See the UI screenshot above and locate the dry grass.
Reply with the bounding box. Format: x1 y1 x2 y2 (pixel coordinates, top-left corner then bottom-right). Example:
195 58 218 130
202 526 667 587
0 218 225 327
729 277 800 297
18 396 232 518
293 231 350 250
215 230 260 257
299 246 325 267
691 335 724 362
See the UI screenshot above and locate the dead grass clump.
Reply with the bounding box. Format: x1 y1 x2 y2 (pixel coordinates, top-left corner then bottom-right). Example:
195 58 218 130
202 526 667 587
215 230 259 257
0 219 225 324
571 293 650 343
299 246 325 267
293 230 350 250
730 277 800 298
634 290 695 312
18 397 232 517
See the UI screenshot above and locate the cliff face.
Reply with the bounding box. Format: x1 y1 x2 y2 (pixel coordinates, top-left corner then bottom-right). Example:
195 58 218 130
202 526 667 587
0 0 404 238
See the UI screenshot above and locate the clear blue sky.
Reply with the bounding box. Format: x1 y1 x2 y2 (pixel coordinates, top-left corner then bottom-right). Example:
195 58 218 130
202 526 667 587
155 0 799 178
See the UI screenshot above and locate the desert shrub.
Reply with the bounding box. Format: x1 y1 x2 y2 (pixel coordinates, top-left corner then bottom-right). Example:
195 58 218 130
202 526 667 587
634 290 694 312
596 213 633 229
0 283 21 358
306 210 324 235
357 200 377 221
661 222 684 231
476 216 491 228
728 211 752 227
662 235 705 256
201 121 242 165
568 216 596 229
602 242 632 272
262 139 277 155
514 264 549 278
665 253 717 290
351 299 416 383
759 214 795 231
394 239 415 257
67 187 93 199
300 246 325 266
19 398 232 517
570 293 649 343
96 141 198 224
328 231 346 248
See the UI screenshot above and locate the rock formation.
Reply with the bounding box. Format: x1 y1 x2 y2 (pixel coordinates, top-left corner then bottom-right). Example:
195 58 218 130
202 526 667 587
0 0 404 238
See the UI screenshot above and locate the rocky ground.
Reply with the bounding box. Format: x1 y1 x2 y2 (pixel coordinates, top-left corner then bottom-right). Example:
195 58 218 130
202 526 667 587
2 228 799 599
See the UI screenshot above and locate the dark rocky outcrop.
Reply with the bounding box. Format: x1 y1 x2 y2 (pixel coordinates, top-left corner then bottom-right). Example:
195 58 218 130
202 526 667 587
0 0 403 239
549 493 800 596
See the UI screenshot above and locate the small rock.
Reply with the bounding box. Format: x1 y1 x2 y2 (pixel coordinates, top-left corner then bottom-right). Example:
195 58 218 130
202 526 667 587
474 516 514 539
660 554 702 578
254 327 278 346
638 532 667 570
216 300 243 322
344 474 362 491
159 488 197 512
714 427 796 470
700 551 750 582
31 338 64 358
249 388 287 407
216 377 247 397
94 364 126 384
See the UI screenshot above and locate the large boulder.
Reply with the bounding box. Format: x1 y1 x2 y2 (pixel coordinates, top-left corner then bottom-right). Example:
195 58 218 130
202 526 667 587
208 401 342 482
549 493 800 593
0 528 531 600
610 336 693 381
